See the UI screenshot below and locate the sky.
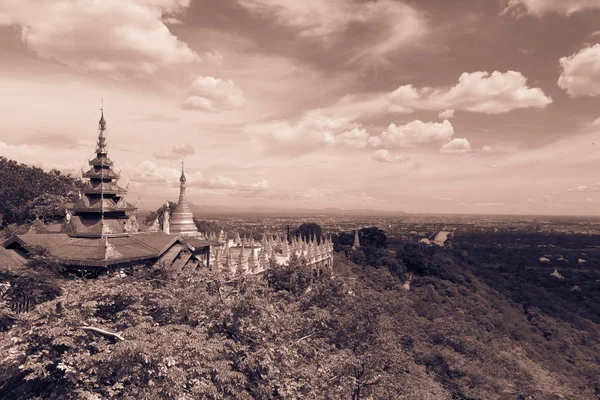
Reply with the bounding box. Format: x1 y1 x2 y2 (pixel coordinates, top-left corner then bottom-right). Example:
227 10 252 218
2 0 600 215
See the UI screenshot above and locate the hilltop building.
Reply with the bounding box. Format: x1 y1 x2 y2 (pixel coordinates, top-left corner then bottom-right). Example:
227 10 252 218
2 110 211 275
1 110 333 277
168 161 199 237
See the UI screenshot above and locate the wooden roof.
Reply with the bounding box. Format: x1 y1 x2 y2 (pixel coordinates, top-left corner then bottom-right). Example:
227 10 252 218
3 232 183 268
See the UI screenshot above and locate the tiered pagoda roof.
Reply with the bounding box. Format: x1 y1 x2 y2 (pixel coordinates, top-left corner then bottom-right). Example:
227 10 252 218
68 110 136 237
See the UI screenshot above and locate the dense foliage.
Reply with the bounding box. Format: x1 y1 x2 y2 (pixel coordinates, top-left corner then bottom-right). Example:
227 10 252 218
2 240 598 399
333 227 387 250
0 259 446 399
0 157 83 225
143 201 177 226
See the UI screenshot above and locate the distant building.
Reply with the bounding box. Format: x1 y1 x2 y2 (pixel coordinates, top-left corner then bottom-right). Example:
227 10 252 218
551 268 564 279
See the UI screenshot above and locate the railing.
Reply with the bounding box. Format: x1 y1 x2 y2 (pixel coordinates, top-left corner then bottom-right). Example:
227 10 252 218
9 293 34 314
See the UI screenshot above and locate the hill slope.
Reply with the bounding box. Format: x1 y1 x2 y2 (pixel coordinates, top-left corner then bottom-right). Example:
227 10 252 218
1 245 598 399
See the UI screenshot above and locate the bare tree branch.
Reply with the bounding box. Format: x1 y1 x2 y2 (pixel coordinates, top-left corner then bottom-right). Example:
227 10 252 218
80 326 125 341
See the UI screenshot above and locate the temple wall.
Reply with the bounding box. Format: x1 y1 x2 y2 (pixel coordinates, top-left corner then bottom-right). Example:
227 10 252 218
206 234 334 278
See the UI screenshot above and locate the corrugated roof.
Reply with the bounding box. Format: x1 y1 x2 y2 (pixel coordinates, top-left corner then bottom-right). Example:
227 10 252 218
133 233 178 254
157 244 183 267
68 216 126 235
170 252 192 272
3 233 187 268
186 238 213 250
51 236 157 263
4 234 71 251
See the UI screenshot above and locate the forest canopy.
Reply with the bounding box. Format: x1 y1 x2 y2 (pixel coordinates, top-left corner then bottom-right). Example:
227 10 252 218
0 157 83 225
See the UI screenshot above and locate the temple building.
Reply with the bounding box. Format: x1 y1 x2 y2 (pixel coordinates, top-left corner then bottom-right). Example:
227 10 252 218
2 111 211 275
167 161 199 237
1 110 333 277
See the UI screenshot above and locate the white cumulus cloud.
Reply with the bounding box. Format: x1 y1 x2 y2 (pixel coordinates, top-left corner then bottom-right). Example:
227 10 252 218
0 0 206 74
390 71 552 114
131 160 268 191
369 120 454 149
182 77 246 112
438 109 455 119
440 138 472 154
558 44 600 97
245 111 371 155
372 149 409 164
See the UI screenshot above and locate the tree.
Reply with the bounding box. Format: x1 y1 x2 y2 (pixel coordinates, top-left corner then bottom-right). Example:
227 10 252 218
358 227 387 248
0 157 83 224
144 201 177 225
194 219 222 235
333 227 387 251
333 232 355 251
265 253 313 294
27 193 70 223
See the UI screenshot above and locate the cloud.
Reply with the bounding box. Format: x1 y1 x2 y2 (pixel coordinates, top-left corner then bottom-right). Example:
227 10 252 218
193 176 269 191
528 195 552 206
389 71 552 114
593 117 600 126
131 160 180 184
577 185 588 192
304 71 550 130
246 111 370 155
432 195 453 201
372 149 409 164
153 143 195 159
369 120 454 149
503 0 600 16
438 109 455 119
440 138 472 154
0 0 209 74
131 160 268 191
235 0 426 63
14 133 89 149
558 44 600 97
182 76 246 112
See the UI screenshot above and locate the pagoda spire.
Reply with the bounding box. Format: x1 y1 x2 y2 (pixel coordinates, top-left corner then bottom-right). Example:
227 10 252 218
97 101 108 154
66 107 134 238
169 157 198 236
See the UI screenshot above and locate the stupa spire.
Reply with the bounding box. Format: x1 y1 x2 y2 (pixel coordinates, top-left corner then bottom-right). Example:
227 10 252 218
180 158 186 183
97 100 107 154
169 157 198 236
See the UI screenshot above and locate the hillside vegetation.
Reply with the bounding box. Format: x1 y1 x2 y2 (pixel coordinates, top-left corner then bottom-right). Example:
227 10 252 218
1 239 598 399
0 157 82 226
